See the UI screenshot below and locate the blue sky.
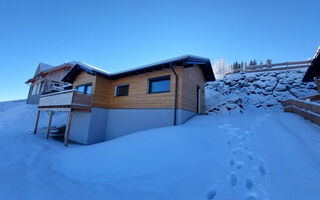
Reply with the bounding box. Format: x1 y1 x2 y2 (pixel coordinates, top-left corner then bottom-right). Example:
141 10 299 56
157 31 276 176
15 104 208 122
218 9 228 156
0 0 319 101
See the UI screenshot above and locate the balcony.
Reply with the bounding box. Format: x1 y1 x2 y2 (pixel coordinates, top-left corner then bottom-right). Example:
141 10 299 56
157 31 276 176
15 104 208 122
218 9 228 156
39 90 92 110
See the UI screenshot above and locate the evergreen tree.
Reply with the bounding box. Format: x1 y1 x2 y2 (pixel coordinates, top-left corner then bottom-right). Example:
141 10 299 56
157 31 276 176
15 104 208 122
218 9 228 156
266 59 272 66
253 59 257 65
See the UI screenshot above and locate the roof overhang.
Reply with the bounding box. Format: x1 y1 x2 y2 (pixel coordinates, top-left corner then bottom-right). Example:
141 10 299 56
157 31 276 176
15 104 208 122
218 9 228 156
62 55 215 83
302 48 320 82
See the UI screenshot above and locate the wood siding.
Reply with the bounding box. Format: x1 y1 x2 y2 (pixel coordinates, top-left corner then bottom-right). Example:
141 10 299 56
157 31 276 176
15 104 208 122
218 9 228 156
92 75 111 108
43 67 70 82
181 66 205 113
92 66 183 109
73 71 96 94
72 65 206 112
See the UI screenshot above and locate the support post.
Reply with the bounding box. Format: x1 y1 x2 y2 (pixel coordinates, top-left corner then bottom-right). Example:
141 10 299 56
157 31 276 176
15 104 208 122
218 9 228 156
46 111 53 139
34 110 41 134
64 111 72 147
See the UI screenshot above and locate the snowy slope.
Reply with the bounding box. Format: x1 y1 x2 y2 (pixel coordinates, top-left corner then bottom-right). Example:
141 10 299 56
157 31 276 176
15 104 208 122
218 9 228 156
0 100 320 200
206 69 318 113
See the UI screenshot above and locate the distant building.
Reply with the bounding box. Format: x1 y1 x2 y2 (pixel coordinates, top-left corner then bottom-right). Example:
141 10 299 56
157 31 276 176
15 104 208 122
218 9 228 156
25 63 73 104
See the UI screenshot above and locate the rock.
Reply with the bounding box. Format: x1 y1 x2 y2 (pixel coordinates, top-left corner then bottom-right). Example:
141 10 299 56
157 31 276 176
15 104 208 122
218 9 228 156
275 84 287 92
205 68 314 113
245 74 258 82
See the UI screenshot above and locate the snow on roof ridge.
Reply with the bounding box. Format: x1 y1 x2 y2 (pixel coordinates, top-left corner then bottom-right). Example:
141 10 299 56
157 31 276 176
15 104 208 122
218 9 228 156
68 61 110 75
108 54 210 75
39 62 54 72
64 55 211 80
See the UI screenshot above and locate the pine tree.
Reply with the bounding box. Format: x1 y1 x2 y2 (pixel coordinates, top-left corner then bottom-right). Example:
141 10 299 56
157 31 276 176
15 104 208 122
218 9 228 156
266 59 272 67
253 59 257 65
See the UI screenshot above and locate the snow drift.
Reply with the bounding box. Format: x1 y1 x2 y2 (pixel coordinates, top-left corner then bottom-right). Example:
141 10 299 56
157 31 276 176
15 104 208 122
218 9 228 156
0 100 320 200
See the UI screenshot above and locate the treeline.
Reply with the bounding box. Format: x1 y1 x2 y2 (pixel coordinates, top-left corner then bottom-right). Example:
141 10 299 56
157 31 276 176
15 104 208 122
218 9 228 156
231 59 272 70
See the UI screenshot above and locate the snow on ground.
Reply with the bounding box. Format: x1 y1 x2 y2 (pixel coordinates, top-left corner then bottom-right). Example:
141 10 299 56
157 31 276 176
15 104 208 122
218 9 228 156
0 100 320 200
206 69 318 113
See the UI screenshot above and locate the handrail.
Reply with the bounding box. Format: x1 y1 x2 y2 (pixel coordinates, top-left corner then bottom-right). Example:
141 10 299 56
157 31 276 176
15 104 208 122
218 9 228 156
40 89 75 98
283 99 320 114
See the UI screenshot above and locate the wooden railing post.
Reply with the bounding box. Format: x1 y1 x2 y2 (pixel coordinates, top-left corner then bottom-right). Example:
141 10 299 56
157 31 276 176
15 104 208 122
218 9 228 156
46 111 54 139
34 110 41 134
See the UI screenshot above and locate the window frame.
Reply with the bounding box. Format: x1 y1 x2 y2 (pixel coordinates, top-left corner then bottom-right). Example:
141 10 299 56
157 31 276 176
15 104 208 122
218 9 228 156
76 83 92 95
147 75 171 94
114 84 129 97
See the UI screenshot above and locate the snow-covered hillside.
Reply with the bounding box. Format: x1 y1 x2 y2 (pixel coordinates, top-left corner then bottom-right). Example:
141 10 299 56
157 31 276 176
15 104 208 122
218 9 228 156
206 69 318 113
0 100 320 200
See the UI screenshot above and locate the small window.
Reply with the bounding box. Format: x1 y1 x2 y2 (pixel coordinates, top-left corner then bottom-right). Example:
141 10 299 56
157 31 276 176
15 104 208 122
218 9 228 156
115 84 129 96
40 81 45 93
77 85 85 93
31 84 37 95
148 75 170 93
77 84 92 95
86 85 92 95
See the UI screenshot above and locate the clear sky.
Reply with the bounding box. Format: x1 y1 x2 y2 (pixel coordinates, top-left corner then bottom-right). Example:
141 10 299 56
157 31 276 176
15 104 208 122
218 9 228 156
0 0 319 101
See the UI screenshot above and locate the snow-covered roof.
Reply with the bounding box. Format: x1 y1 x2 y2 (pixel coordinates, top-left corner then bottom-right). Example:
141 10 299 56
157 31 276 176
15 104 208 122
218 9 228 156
68 61 110 76
26 62 74 83
39 62 54 72
62 55 215 83
108 55 210 76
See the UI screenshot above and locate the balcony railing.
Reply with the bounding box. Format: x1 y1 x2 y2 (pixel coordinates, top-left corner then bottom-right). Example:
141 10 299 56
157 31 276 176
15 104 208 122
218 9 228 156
39 90 92 108
44 80 69 94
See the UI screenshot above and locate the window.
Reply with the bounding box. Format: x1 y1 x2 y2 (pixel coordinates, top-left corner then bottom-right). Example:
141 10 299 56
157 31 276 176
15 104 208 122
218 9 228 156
31 85 36 95
32 83 38 95
77 83 92 95
115 84 129 96
148 75 170 93
39 81 45 94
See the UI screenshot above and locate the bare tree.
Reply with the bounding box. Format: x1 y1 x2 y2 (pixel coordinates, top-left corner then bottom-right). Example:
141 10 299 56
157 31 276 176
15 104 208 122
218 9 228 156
213 58 231 79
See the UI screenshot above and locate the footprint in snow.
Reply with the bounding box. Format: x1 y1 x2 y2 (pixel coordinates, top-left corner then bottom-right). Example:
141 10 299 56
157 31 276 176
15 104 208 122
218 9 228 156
245 178 254 190
229 158 235 167
258 161 267 176
229 172 237 187
247 152 254 160
206 189 217 200
235 161 245 170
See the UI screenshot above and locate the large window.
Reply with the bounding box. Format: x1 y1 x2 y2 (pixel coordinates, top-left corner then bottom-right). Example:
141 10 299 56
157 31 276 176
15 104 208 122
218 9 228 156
77 83 92 95
115 84 129 96
148 75 170 93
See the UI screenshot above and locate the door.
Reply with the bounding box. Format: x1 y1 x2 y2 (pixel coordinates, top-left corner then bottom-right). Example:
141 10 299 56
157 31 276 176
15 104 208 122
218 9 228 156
197 86 201 114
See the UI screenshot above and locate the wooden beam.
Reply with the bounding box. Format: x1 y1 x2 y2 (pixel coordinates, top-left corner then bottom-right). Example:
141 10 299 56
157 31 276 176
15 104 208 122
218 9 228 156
46 111 53 139
34 110 41 134
64 111 72 147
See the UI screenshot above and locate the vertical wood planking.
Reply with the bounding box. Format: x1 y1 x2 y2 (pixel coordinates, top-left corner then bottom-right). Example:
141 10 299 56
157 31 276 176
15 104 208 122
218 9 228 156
34 110 41 134
46 111 53 139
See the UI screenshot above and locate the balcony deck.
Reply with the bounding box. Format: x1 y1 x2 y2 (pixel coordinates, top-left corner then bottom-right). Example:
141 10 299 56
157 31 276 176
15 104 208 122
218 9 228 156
38 90 92 111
